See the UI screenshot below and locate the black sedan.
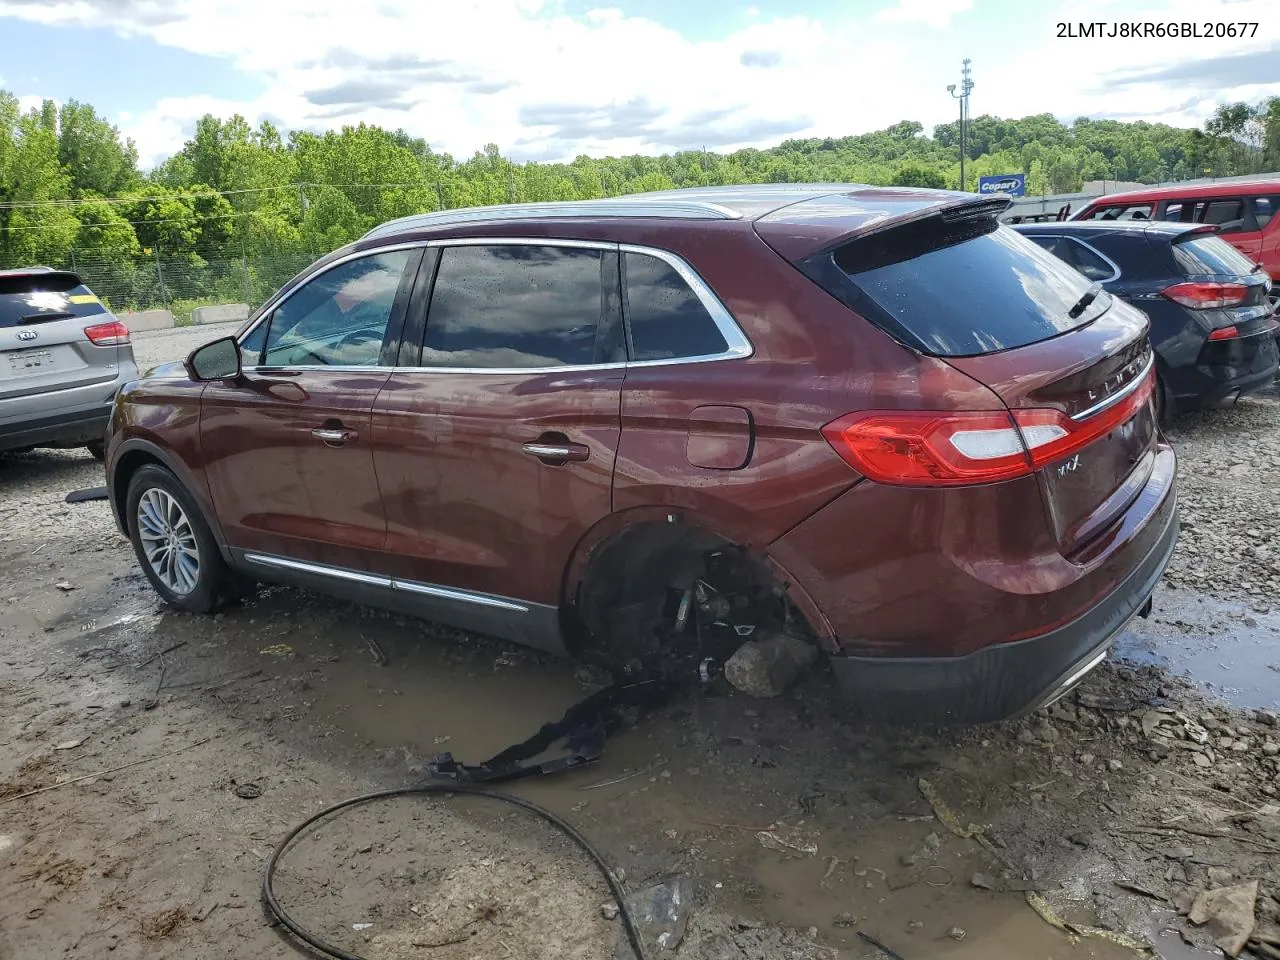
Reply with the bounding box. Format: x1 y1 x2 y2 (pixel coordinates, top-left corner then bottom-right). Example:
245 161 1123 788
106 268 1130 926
1013 221 1277 422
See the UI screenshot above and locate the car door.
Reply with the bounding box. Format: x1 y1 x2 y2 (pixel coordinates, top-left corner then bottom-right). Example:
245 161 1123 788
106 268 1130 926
369 240 624 649
200 245 422 573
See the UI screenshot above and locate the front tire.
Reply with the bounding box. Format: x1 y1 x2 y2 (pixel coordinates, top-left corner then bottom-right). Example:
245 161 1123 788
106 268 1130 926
126 464 230 613
86 440 106 461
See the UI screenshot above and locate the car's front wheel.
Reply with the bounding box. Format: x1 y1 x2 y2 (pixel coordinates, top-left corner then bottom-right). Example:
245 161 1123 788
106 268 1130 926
126 464 232 613
86 440 105 461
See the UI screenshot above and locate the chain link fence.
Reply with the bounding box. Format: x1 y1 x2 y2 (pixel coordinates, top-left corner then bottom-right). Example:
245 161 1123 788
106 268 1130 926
2 247 317 323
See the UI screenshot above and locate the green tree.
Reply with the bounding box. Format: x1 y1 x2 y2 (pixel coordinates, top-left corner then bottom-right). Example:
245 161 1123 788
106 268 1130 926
58 99 139 196
890 163 946 188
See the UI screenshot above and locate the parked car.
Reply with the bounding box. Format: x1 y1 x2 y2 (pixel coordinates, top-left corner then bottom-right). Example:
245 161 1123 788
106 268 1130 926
1 267 138 460
1070 180 1280 305
1012 221 1277 421
103 185 1178 724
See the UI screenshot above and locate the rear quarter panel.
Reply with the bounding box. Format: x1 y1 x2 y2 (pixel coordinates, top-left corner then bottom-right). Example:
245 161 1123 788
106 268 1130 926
609 225 1008 551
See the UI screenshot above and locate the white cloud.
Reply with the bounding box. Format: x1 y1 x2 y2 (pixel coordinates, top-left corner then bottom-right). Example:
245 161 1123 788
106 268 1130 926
0 0 1278 168
874 0 974 28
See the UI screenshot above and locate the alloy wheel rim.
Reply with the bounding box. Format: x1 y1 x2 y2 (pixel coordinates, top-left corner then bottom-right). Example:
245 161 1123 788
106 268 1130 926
136 488 200 596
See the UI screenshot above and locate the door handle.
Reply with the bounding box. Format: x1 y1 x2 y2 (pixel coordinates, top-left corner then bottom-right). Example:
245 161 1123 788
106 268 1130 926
312 426 358 444
521 441 589 463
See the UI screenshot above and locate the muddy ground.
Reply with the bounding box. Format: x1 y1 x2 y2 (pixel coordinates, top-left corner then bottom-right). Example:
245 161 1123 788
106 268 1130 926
1 327 1278 960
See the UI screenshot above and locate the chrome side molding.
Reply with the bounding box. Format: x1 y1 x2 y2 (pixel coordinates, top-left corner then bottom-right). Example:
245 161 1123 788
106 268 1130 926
242 552 529 614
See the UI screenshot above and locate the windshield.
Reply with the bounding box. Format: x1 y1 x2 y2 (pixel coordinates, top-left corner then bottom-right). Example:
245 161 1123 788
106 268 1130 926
837 223 1110 357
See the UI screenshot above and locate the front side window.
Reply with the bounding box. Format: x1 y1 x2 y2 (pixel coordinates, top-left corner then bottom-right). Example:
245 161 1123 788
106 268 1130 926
423 244 605 368
260 250 412 367
624 253 729 361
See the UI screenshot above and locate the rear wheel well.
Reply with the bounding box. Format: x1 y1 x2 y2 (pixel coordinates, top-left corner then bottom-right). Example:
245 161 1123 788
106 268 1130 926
568 520 815 676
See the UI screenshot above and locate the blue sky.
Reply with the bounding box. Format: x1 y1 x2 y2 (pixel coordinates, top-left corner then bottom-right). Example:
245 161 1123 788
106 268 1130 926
1 0 1277 168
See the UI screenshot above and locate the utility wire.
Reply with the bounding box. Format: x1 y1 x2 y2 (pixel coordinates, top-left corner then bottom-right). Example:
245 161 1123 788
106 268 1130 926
0 181 434 210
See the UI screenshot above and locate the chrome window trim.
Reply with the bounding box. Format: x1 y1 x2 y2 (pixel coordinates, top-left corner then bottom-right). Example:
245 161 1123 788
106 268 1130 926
1071 352 1155 422
237 238 754 376
243 552 529 612
618 242 754 365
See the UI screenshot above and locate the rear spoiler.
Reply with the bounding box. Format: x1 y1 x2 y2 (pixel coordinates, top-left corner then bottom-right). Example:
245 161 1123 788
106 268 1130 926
1167 224 1220 244
758 193 1013 264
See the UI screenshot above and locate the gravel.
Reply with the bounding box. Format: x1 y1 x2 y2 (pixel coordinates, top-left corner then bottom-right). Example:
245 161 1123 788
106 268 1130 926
130 321 240 372
1162 384 1280 604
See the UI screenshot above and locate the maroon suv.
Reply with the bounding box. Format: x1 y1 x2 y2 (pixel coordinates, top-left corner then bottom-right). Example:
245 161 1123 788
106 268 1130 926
104 185 1178 723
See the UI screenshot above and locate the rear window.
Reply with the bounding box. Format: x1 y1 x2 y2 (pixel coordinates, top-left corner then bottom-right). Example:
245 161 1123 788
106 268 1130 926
835 222 1108 357
0 272 107 329
1172 234 1260 277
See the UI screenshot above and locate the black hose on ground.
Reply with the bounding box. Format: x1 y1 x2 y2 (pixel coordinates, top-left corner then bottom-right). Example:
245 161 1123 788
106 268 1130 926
261 783 648 960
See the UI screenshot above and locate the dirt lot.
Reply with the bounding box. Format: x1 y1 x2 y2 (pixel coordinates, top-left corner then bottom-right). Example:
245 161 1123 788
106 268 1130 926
1 327 1279 960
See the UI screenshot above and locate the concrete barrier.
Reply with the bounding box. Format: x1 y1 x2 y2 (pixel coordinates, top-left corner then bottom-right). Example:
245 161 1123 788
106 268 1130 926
118 309 175 332
192 303 251 325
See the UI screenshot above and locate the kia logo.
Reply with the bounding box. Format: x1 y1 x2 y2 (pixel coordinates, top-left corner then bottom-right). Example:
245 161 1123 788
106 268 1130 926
15 330 38 342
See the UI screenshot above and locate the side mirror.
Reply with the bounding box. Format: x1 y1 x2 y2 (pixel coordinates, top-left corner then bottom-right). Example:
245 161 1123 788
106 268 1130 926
185 336 242 382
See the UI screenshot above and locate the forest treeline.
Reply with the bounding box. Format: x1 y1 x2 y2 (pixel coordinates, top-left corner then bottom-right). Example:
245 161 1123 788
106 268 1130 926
1 89 1277 308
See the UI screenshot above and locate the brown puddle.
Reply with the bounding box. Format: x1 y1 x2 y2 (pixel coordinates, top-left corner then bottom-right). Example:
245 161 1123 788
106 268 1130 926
53 582 1227 960
1117 584 1280 710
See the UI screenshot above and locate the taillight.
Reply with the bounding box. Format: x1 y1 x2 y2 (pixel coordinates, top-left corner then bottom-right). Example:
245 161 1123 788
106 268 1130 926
1162 282 1248 309
1207 325 1240 341
822 370 1155 487
84 320 129 345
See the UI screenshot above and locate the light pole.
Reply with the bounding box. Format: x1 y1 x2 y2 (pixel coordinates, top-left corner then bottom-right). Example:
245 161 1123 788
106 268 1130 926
947 58 974 191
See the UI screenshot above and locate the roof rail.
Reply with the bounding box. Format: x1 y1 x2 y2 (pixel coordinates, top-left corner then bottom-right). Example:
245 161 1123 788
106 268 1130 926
362 196 743 240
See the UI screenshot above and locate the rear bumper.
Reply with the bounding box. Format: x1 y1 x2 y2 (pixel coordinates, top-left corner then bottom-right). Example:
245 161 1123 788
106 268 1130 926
0 358 138 452
0 407 112 452
1174 327 1279 407
828 495 1178 724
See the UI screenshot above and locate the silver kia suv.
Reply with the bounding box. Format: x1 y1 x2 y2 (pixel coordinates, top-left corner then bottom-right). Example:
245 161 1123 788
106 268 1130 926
0 267 139 460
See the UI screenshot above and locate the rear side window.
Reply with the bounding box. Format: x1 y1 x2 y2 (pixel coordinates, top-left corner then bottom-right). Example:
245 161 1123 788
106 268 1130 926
1253 196 1278 229
1024 235 1116 282
0 272 107 328
1172 235 1260 277
423 245 606 368
1067 240 1117 281
836 223 1106 357
624 253 728 361
1195 198 1246 234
